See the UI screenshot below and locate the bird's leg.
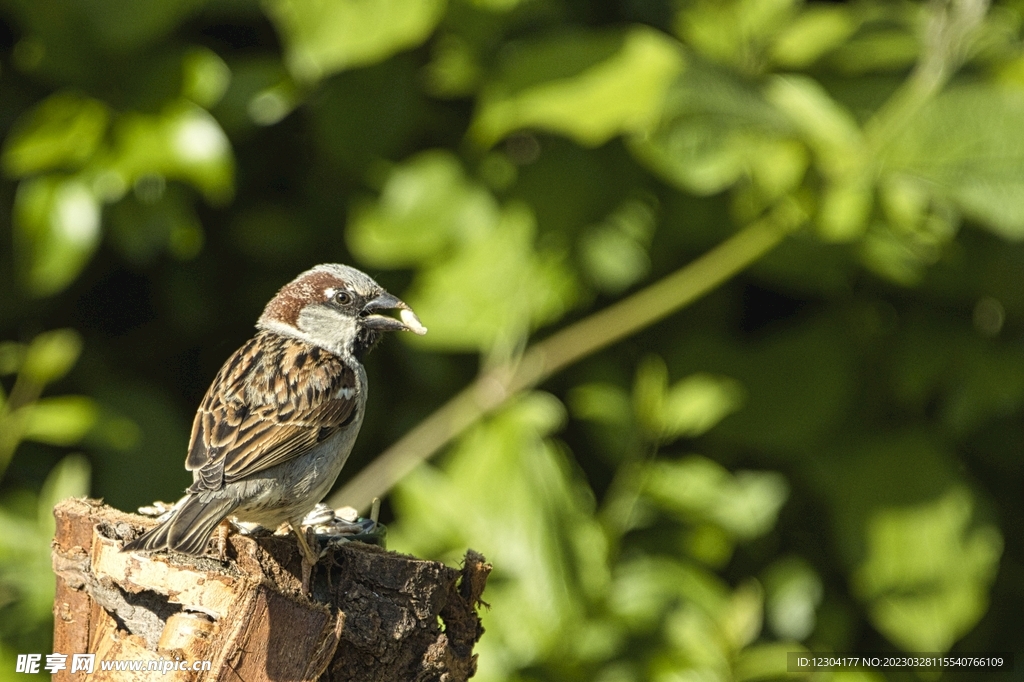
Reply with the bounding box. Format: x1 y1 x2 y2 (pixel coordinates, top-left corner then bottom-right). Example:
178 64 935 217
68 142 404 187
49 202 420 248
290 522 319 564
289 521 318 593
214 520 232 562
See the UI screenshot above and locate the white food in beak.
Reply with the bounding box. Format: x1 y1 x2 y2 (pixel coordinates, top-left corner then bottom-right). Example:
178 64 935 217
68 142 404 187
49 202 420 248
400 308 428 335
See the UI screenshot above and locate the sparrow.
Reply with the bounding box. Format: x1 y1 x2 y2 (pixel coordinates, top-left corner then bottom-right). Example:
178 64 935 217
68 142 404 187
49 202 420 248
123 263 426 565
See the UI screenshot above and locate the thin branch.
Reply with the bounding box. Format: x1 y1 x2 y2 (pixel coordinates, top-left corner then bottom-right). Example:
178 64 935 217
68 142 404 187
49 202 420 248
331 205 804 511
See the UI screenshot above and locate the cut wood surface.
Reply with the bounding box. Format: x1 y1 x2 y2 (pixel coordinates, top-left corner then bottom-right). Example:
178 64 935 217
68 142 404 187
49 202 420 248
51 498 490 681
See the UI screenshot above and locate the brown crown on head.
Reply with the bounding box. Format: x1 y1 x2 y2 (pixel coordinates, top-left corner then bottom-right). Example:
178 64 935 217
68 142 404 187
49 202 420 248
259 270 348 329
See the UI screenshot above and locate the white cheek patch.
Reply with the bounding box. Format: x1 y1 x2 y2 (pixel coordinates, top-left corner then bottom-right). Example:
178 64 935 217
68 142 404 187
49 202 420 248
400 308 428 335
336 386 355 400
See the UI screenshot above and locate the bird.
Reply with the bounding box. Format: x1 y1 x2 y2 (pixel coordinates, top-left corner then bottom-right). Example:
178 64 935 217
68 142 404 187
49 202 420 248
122 263 426 566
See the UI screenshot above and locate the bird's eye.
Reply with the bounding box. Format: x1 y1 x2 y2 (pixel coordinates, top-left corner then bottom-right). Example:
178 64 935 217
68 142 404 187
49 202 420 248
334 290 352 305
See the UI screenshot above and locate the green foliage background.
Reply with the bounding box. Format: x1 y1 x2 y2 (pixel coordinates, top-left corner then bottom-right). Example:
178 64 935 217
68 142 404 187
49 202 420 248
0 0 1022 680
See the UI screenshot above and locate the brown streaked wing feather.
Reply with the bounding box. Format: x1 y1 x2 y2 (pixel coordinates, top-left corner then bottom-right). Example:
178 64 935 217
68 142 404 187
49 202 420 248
185 333 357 492
219 398 355 483
185 338 259 473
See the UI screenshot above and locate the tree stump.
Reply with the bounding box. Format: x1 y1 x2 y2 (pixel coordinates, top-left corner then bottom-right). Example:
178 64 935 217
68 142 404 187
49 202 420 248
51 498 490 681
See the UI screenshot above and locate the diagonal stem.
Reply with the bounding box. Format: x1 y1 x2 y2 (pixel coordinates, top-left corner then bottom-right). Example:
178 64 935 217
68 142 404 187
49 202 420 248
331 205 803 511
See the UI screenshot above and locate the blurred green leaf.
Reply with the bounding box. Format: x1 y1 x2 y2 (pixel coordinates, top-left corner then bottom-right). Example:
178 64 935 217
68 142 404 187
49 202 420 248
883 84 1024 240
568 382 632 428
661 374 746 440
749 137 809 200
858 225 932 285
608 555 730 637
658 606 729 677
18 396 99 447
0 456 89 647
610 558 771 679
761 557 823 641
879 174 930 231
212 56 293 133
469 0 522 10
264 0 446 83
181 47 231 108
404 203 576 353
633 356 745 441
13 176 101 297
347 150 499 267
0 343 26 376
471 26 685 148
769 6 857 68
765 74 863 172
579 225 650 293
423 33 482 98
107 100 235 204
1 92 109 178
20 329 82 385
247 81 301 127
816 432 963 568
634 356 669 437
817 171 874 242
853 487 1002 652
629 61 793 194
719 579 763 650
391 392 610 676
579 196 657 293
828 27 920 74
674 0 796 70
641 455 788 540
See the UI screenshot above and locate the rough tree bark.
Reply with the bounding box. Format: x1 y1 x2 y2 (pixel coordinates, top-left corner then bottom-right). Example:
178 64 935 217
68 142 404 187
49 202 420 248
51 498 490 682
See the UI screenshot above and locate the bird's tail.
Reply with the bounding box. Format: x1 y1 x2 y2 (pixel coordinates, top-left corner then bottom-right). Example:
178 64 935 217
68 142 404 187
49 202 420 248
122 494 238 556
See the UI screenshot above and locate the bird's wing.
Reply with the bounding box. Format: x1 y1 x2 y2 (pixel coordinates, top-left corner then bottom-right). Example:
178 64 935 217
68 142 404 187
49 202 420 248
185 333 358 493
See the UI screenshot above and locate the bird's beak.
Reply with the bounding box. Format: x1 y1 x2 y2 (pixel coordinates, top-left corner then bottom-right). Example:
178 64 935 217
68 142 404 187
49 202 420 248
360 292 427 335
